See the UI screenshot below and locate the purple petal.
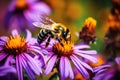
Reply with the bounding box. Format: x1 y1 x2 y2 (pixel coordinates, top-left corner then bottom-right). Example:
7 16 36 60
104 73 114 80
29 45 41 50
29 48 45 62
93 65 111 72
93 73 105 80
0 66 16 76
70 56 89 79
0 37 7 45
64 57 69 78
11 29 19 36
0 53 7 62
44 52 54 63
4 55 13 66
0 47 3 51
34 54 44 67
45 55 57 74
20 55 35 79
4 9 14 29
72 54 93 71
26 0 37 3
74 52 97 63
26 29 32 42
60 56 65 80
74 50 97 54
17 15 27 31
29 38 37 44
115 57 120 65
95 69 107 76
24 10 39 22
0 41 6 46
40 49 50 55
25 30 37 44
22 53 42 75
16 55 23 80
8 1 16 11
31 2 51 15
0 36 8 41
64 57 74 79
74 45 90 50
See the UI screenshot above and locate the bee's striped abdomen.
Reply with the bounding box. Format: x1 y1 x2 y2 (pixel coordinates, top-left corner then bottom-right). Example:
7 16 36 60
37 29 50 44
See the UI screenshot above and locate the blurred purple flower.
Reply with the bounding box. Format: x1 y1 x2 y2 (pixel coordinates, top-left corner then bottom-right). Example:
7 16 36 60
0 29 45 80
44 40 97 80
93 57 120 80
5 0 51 31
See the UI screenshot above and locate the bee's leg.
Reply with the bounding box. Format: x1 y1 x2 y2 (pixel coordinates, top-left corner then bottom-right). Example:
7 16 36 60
45 37 51 48
64 29 69 41
58 38 64 47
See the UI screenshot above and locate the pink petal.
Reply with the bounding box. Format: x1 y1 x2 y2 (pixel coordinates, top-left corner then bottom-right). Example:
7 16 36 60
64 57 74 79
44 52 53 63
0 36 8 41
26 29 32 42
31 2 51 15
22 53 42 74
16 55 23 80
74 50 97 54
11 29 19 36
115 57 120 65
0 53 7 62
74 52 97 63
20 55 35 79
70 56 89 79
74 45 90 50
64 57 69 78
45 55 57 74
60 56 65 80
0 66 16 76
72 54 93 72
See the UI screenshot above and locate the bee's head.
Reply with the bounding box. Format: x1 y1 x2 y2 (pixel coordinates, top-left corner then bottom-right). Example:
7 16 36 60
52 23 71 40
52 23 65 33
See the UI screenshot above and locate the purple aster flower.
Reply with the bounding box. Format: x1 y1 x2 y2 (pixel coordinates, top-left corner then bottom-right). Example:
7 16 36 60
5 0 51 31
93 57 120 80
44 40 97 80
0 29 45 80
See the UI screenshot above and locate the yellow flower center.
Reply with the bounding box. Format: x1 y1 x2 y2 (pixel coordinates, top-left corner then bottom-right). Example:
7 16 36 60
16 0 27 8
4 35 27 55
52 40 73 56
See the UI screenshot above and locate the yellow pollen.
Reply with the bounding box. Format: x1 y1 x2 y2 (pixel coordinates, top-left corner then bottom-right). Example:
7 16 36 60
84 17 96 31
53 40 73 56
5 35 26 50
16 0 27 8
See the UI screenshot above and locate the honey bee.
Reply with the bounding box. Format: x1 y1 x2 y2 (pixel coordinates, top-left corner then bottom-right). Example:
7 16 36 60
33 17 71 47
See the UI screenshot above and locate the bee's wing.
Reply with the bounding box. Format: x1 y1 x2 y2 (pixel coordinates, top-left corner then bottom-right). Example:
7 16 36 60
40 16 56 25
33 22 54 31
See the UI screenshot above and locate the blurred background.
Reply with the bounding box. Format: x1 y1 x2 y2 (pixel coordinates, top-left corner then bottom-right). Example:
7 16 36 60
0 0 113 54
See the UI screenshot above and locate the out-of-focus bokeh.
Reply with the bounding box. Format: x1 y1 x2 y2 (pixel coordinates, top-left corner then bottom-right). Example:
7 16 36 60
0 0 112 54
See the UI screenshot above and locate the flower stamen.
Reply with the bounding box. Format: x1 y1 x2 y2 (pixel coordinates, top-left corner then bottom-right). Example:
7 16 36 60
4 35 27 55
53 40 73 56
